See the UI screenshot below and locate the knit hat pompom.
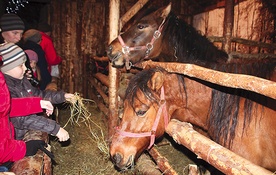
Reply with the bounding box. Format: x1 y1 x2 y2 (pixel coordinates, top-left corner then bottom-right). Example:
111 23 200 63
0 13 25 32
0 43 26 72
23 29 42 43
25 49 38 62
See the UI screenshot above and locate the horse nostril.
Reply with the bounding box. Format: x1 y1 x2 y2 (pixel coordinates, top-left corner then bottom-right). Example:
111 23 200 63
112 153 122 165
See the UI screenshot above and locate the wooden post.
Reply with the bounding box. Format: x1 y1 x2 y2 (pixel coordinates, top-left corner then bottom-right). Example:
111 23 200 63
166 119 273 175
108 0 120 140
222 0 234 53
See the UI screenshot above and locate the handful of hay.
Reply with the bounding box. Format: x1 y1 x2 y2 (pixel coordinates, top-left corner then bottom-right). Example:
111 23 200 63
63 92 109 156
63 92 95 127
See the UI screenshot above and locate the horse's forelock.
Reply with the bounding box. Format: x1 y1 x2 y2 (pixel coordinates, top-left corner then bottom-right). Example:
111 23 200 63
125 68 163 106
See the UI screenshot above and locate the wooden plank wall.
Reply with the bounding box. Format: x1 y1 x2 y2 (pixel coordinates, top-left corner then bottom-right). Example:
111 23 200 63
49 0 108 95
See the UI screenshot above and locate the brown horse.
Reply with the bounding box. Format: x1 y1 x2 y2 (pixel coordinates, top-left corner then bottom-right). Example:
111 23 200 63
109 66 276 172
106 3 229 70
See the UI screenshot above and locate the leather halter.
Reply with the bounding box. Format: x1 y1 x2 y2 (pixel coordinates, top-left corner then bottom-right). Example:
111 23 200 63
117 19 166 70
116 86 169 150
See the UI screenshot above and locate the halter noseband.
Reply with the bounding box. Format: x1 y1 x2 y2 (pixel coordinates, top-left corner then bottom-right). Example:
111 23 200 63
116 86 169 150
118 19 166 70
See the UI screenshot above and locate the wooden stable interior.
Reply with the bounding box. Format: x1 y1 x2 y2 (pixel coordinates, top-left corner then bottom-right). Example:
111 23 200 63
0 0 275 174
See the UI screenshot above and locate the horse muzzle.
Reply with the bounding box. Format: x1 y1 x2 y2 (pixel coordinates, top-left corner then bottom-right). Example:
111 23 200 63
111 153 134 170
106 45 125 67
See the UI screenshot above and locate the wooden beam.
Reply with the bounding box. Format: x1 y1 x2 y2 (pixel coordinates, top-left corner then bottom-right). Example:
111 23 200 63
166 119 273 175
141 60 276 100
222 0 234 53
120 0 150 30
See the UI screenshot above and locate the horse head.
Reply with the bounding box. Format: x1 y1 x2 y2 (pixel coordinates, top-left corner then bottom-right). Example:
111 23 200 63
109 68 170 170
106 4 172 69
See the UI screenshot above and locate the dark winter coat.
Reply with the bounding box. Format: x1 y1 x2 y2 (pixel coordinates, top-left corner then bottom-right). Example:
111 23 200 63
0 72 43 164
4 74 66 140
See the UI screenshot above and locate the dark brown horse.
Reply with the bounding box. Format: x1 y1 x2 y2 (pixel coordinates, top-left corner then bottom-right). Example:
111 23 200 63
109 66 276 172
106 3 229 70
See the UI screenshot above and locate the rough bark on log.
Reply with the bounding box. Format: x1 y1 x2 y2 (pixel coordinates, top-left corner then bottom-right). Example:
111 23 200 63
136 153 163 175
94 73 109 87
108 0 120 139
148 147 178 175
166 119 273 175
11 131 52 175
141 60 276 100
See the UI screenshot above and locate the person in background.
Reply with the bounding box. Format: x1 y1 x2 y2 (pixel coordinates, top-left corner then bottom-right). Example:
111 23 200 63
0 51 55 172
24 49 41 87
37 23 62 82
21 29 52 90
0 42 72 142
0 13 24 44
0 13 37 86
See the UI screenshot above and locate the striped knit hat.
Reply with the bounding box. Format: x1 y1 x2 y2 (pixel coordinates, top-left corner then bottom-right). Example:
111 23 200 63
0 13 25 32
0 43 26 72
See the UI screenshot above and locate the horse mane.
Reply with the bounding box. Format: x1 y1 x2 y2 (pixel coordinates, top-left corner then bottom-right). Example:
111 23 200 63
208 59 276 147
162 13 229 67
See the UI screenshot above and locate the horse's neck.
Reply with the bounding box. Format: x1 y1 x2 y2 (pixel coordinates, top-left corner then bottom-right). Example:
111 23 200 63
165 76 212 130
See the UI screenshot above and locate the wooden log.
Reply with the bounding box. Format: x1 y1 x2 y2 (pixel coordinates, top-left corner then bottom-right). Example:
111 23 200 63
120 0 150 29
166 119 273 175
141 60 276 100
89 78 109 105
11 131 52 175
108 0 120 139
94 73 109 87
148 147 178 175
93 56 109 62
230 51 276 60
89 87 109 117
207 36 276 50
222 0 234 53
136 153 163 175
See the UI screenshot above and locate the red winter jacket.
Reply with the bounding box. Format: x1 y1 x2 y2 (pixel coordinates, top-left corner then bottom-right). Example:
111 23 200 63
39 32 62 72
0 72 43 164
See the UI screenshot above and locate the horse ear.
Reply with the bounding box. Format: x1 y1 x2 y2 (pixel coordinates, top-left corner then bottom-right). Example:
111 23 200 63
152 3 171 20
148 71 164 91
160 3 172 19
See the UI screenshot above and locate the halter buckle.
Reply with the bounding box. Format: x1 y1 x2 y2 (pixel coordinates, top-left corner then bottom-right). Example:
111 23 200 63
122 46 130 54
153 30 161 39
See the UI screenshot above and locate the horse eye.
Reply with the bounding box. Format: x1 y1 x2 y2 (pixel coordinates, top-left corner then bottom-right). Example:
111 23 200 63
136 110 147 116
137 24 145 30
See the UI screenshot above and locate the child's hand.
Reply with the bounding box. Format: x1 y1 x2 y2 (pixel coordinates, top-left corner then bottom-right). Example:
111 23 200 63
64 93 75 103
56 127 69 142
40 100 53 116
25 69 32 79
